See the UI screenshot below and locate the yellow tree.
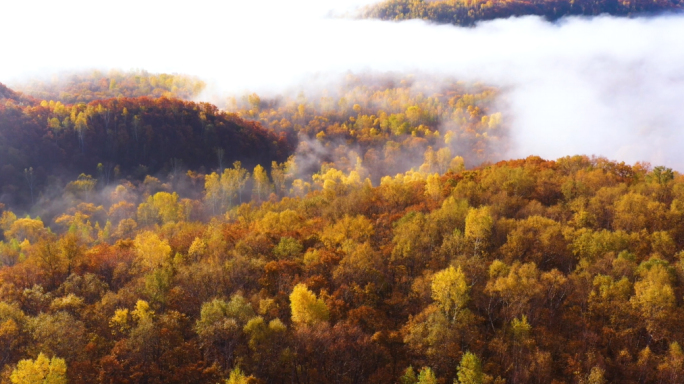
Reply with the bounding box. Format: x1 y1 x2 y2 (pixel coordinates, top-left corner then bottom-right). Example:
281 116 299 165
32 238 65 289
65 174 96 201
436 147 452 174
456 352 484 384
5 217 45 243
271 161 287 197
0 302 26 368
431 265 469 322
225 161 250 205
225 367 255 384
320 214 375 250
586 367 606 384
464 206 492 255
486 261 543 321
58 232 84 276
204 172 222 215
425 174 442 201
137 192 182 225
0 239 21 267
400 367 418 384
630 259 676 340
0 210 17 234
417 367 438 384
420 147 437 174
134 231 172 271
289 284 329 325
270 156 295 197
449 156 466 174
252 164 271 203
10 353 67 384
74 111 88 153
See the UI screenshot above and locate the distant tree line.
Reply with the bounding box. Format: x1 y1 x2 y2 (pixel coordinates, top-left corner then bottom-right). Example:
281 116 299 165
362 0 683 26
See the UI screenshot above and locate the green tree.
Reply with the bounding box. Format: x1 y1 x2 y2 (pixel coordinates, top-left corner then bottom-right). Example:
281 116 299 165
273 237 303 259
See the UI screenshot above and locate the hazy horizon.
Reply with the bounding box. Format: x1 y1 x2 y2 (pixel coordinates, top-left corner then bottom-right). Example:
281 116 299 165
3 1 684 169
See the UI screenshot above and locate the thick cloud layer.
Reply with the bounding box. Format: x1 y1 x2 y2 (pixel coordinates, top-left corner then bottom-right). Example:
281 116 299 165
3 1 684 169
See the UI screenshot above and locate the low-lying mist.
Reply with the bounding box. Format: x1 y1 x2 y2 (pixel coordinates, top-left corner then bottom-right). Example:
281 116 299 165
3 1 684 169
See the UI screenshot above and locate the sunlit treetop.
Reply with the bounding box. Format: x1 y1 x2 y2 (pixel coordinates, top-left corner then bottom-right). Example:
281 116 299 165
14 69 206 104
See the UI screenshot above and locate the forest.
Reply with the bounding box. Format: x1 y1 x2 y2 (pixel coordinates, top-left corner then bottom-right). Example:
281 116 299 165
1 70 684 383
0 79 292 210
362 0 683 26
223 73 504 179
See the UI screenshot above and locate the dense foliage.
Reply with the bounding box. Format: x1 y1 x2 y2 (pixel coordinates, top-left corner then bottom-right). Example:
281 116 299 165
228 73 505 180
2 151 684 383
362 0 682 26
2 72 504 213
3 72 684 383
0 85 292 210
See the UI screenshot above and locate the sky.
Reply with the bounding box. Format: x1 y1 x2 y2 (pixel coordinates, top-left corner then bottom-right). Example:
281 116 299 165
2 1 684 169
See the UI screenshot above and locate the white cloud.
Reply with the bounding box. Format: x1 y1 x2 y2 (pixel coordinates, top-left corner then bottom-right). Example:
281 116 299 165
3 1 684 169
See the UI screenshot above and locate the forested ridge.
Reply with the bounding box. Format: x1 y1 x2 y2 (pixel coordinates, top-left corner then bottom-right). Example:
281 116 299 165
1 72 503 212
362 0 683 26
2 152 684 383
0 83 292 210
2 73 684 383
227 73 505 179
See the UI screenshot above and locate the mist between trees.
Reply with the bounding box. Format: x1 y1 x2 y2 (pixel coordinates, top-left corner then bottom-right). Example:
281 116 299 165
2 70 684 383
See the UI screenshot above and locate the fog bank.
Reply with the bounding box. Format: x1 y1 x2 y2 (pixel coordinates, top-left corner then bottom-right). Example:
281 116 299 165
3 1 684 169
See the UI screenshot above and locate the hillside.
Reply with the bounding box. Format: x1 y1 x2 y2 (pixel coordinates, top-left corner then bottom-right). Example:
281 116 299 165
0 84 292 210
362 0 683 26
0 83 36 105
1 155 683 383
1 73 505 212
2 72 684 384
228 73 506 180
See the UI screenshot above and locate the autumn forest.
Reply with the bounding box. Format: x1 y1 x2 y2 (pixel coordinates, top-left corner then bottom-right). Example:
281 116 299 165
2 0 684 380
1 66 683 384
